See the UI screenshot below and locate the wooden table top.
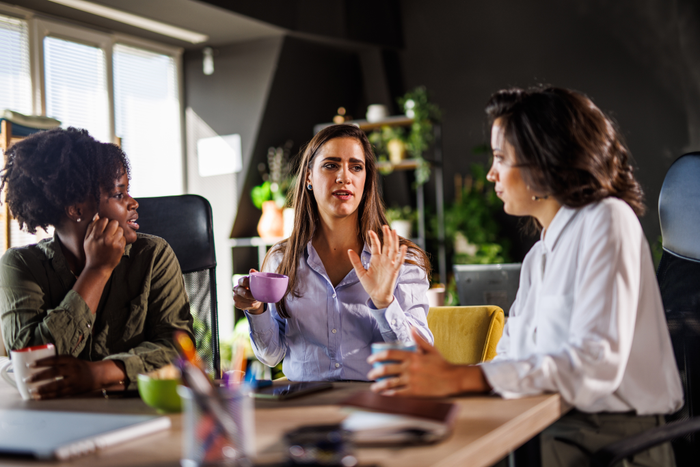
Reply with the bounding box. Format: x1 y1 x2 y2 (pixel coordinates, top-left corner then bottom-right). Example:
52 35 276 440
0 361 568 467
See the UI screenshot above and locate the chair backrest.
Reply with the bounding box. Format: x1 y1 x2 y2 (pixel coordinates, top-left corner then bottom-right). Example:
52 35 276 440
427 305 505 364
135 195 220 378
657 152 700 464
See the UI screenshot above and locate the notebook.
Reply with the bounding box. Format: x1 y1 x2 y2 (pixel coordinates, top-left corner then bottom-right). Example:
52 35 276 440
0 409 171 460
340 391 458 445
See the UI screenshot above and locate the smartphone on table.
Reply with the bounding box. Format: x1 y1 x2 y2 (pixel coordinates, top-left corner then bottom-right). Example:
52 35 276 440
251 381 333 400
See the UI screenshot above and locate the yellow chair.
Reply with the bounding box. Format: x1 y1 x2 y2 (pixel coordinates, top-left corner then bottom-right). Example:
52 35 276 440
427 305 505 364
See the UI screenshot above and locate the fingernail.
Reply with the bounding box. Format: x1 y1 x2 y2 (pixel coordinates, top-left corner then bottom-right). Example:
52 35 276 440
22 376 33 383
28 387 37 394
26 362 36 368
31 393 41 400
93 213 99 221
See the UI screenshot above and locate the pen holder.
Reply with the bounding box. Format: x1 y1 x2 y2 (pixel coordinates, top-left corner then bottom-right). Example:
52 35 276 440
178 385 255 466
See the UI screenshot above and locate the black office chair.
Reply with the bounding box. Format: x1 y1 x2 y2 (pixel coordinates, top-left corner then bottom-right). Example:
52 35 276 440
591 152 700 467
135 194 220 378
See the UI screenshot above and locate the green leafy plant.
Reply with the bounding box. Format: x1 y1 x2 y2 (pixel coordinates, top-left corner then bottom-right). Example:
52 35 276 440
368 86 441 185
431 162 511 266
220 318 284 380
251 141 294 209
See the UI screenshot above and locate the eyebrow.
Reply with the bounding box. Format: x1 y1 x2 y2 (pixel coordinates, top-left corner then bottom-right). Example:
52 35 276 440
322 157 365 164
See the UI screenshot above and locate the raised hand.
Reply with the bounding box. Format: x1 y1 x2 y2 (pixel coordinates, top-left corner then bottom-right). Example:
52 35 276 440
83 214 126 274
348 225 407 309
233 269 264 314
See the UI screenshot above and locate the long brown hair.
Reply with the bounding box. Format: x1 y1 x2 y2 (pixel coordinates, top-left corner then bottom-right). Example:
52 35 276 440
486 86 645 230
263 124 431 318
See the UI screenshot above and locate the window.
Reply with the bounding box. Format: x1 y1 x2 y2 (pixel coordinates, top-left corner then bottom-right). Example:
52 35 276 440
0 10 183 251
113 44 182 196
0 14 31 114
44 36 111 143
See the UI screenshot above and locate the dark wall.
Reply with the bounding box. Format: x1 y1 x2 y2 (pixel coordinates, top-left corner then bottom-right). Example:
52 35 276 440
200 0 403 47
399 0 690 250
231 35 365 237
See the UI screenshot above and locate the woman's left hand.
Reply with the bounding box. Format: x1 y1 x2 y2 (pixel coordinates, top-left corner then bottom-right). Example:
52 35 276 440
348 225 407 309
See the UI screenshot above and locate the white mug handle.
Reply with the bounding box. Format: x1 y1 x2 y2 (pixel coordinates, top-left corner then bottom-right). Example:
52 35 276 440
0 359 17 388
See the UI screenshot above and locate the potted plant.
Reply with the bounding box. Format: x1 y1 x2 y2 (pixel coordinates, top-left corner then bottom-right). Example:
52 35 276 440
251 141 294 238
368 86 441 185
384 205 417 239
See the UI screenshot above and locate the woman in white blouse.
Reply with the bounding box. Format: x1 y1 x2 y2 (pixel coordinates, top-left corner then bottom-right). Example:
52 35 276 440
368 87 683 466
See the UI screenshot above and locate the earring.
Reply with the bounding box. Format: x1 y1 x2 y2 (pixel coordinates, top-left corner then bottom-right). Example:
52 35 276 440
76 218 81 223
307 184 313 191
532 195 550 201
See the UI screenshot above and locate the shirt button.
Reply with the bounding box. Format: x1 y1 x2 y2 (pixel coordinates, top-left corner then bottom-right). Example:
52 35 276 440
332 293 337 298
332 329 337 334
391 319 397 325
335 363 340 368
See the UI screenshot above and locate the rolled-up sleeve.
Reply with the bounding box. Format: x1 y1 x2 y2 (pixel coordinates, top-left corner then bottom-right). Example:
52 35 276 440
104 242 194 388
0 250 95 355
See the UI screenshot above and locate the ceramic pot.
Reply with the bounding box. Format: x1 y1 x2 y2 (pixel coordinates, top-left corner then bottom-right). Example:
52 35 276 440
387 138 406 164
390 220 412 239
427 286 446 307
257 200 284 238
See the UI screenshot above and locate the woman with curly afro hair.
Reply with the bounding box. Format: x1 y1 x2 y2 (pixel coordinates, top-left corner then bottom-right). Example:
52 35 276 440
0 127 193 399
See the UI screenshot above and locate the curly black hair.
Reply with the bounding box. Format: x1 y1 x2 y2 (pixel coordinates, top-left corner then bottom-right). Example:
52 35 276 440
0 127 131 234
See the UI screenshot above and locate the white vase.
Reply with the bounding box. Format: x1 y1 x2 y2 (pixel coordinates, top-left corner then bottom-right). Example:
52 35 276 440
283 207 295 239
427 286 445 307
390 220 412 239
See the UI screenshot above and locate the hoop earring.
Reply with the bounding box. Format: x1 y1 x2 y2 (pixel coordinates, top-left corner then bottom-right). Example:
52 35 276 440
307 184 313 191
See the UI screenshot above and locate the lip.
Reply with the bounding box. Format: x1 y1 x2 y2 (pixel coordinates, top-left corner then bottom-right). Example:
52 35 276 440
332 190 354 199
127 214 139 230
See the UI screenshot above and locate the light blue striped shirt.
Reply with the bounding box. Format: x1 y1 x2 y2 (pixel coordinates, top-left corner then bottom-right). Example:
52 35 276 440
246 241 433 381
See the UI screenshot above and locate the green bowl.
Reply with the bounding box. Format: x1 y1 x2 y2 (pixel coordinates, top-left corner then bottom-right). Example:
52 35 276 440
137 374 182 413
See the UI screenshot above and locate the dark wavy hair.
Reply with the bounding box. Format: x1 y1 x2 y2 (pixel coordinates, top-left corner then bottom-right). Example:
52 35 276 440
0 127 130 234
263 124 431 319
486 86 645 223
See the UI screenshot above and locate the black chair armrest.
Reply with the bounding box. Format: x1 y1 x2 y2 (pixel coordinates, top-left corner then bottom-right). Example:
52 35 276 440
591 417 700 467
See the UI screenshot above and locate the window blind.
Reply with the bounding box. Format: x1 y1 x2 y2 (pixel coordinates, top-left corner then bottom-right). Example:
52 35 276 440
44 36 110 143
113 44 182 197
0 14 32 114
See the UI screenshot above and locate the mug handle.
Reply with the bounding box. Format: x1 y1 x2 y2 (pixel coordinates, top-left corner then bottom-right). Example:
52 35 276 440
0 359 17 388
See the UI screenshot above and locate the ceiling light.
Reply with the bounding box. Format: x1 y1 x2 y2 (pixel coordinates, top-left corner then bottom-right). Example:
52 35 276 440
48 0 209 44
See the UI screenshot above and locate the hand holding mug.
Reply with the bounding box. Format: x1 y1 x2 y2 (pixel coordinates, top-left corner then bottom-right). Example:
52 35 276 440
0 344 56 400
233 269 264 314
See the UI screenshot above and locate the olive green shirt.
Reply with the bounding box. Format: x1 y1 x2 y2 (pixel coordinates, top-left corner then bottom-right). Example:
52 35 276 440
0 233 194 389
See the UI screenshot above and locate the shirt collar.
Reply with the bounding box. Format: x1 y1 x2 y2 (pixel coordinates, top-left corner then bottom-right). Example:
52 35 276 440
541 205 579 253
305 240 371 285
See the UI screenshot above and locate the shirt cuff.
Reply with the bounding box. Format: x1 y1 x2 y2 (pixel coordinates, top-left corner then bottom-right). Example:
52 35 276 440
103 354 143 390
245 305 275 335
367 296 409 342
52 290 96 355
480 359 541 399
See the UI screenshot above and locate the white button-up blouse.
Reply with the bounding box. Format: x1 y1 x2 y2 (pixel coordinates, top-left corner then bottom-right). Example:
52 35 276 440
481 198 683 415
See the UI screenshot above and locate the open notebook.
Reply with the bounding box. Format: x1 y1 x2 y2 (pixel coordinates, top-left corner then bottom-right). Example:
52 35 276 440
0 409 170 460
340 391 459 446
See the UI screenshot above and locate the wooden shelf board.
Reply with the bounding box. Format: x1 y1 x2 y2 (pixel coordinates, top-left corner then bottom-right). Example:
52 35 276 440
314 115 414 134
377 159 420 171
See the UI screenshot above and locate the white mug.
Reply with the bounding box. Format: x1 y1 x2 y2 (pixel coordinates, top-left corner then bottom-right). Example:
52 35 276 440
0 343 56 400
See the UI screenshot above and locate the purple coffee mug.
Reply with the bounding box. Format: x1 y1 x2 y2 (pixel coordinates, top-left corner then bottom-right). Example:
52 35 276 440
249 272 289 303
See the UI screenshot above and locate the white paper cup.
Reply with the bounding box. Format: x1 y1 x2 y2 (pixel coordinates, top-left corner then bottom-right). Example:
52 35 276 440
0 343 56 400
